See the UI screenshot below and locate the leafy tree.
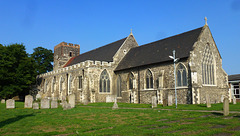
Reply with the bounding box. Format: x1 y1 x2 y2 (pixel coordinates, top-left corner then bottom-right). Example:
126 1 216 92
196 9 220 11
0 44 36 99
31 47 53 75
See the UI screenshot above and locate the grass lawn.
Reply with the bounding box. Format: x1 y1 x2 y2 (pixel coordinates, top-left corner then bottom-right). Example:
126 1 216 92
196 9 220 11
0 102 240 136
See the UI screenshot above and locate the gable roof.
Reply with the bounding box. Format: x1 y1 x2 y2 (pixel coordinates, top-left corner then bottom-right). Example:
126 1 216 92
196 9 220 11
228 74 240 81
115 27 204 71
65 37 127 67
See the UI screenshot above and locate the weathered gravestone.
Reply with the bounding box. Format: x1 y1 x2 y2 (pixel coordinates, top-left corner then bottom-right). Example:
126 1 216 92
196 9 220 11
168 95 173 106
1 99 5 103
106 95 114 102
206 94 211 108
51 100 58 108
62 101 71 110
24 95 33 108
83 99 88 105
223 97 229 116
152 96 157 108
68 94 75 108
36 93 41 100
6 99 15 109
33 102 39 109
41 98 50 109
233 96 236 105
112 98 118 110
163 99 167 107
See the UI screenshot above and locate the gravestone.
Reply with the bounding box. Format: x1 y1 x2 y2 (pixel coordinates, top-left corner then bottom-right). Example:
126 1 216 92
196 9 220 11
221 95 224 103
24 95 33 108
62 101 71 110
163 99 167 107
152 96 157 108
36 93 41 100
33 102 39 109
112 98 118 110
168 95 173 106
206 94 211 108
1 99 5 103
6 99 15 109
68 94 75 108
51 100 58 108
83 99 88 105
106 95 114 102
41 98 50 109
233 96 236 105
223 97 229 116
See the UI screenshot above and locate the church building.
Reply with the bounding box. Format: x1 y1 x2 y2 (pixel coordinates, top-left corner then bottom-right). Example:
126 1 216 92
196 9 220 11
37 22 229 104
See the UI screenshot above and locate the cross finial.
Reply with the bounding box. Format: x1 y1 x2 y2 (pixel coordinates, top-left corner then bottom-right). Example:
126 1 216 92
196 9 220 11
204 17 208 26
130 28 133 35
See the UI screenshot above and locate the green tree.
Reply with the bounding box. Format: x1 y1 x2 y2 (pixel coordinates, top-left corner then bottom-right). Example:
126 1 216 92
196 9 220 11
0 44 36 99
31 47 53 75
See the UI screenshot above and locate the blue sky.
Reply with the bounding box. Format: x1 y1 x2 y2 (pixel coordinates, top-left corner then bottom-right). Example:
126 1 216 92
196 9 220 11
0 0 240 75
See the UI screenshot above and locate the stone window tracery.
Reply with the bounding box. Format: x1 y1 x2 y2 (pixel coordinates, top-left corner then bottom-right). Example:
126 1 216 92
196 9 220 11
117 75 122 97
176 63 187 87
68 75 73 94
146 69 153 89
99 70 110 93
202 45 215 85
78 76 83 89
128 73 134 89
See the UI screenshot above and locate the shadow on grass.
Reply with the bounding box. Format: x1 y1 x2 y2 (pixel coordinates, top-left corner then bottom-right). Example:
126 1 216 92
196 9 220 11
0 113 34 128
211 112 223 116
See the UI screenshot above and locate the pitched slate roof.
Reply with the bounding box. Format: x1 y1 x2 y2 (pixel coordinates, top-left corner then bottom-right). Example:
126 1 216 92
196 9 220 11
115 27 204 71
228 74 240 81
65 37 127 67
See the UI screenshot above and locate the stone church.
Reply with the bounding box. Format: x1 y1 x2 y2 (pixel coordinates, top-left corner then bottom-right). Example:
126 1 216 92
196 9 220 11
37 22 229 104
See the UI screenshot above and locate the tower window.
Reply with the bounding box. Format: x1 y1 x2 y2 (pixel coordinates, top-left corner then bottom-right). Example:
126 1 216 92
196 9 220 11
69 52 72 57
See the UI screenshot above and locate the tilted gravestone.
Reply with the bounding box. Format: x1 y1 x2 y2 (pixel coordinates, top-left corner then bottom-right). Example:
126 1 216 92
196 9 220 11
206 94 211 108
152 96 157 108
68 94 75 108
41 98 50 109
223 97 229 116
51 100 58 109
1 99 5 104
112 98 118 110
163 99 167 107
62 100 71 110
24 95 33 108
83 99 88 105
33 102 39 109
6 99 15 109
168 95 173 106
233 96 236 105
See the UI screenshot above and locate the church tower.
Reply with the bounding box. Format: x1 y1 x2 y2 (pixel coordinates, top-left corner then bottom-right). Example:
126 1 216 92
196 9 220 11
53 42 80 70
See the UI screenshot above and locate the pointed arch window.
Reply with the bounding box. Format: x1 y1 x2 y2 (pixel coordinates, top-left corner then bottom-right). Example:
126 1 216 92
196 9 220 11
68 75 73 94
78 76 83 89
146 69 153 89
176 64 187 87
117 75 122 97
59 77 63 93
202 45 215 85
52 77 56 94
128 73 134 89
99 70 110 93
44 79 48 93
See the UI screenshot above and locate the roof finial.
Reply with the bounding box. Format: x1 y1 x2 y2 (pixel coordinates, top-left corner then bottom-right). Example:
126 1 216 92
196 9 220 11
130 28 133 35
204 17 208 26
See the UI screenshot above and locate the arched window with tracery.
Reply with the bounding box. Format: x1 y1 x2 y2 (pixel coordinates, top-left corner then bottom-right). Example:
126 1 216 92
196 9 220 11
176 63 187 87
68 74 72 94
117 75 121 97
128 73 134 89
146 69 153 89
202 45 215 85
99 70 110 93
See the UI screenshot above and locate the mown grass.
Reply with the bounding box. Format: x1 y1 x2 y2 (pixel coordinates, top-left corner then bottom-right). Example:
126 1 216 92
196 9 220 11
0 102 240 136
